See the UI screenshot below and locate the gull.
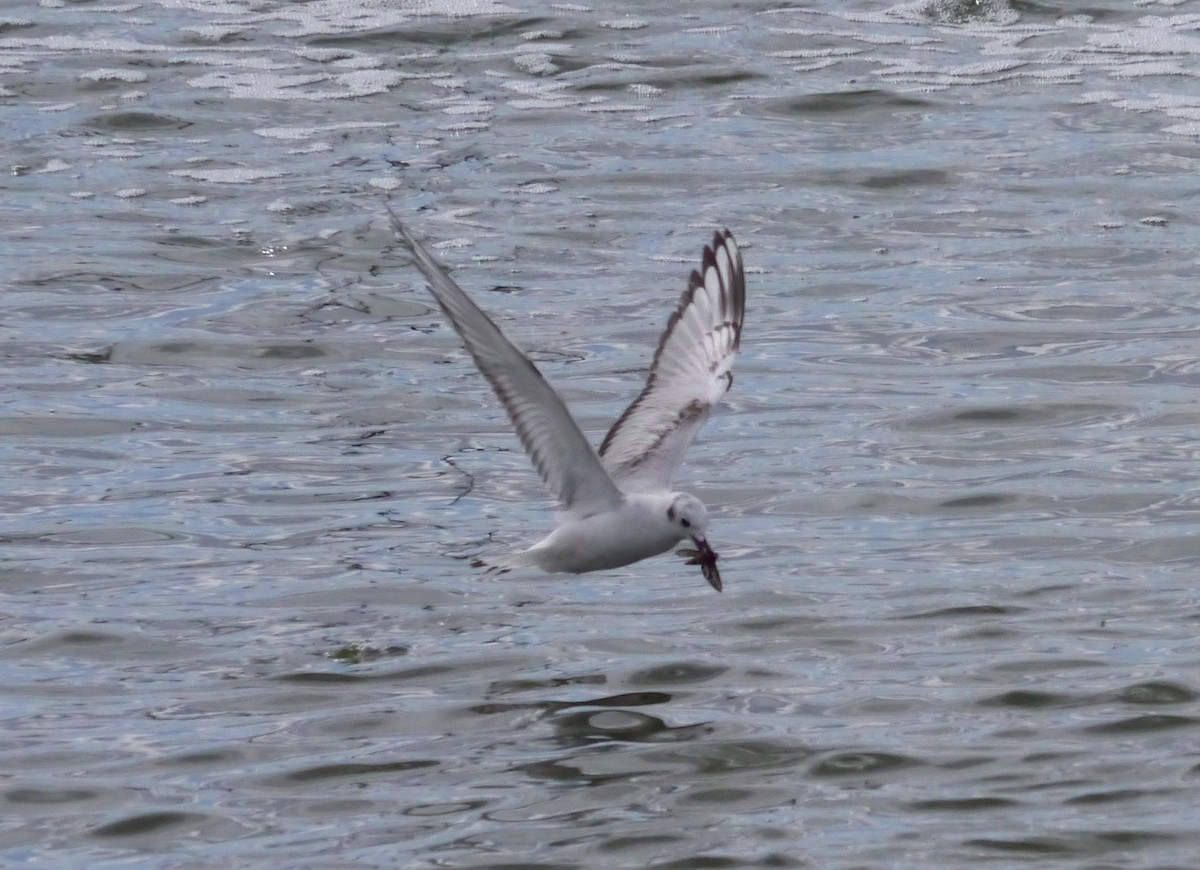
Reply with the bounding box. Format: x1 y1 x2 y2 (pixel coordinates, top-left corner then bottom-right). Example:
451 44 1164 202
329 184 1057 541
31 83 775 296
387 206 745 591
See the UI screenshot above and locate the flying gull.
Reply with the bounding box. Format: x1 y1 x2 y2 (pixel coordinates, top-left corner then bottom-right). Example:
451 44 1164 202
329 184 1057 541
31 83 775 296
388 206 745 591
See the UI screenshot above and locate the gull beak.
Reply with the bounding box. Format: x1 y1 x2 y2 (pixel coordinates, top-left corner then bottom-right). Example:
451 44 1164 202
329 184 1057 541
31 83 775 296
679 536 722 592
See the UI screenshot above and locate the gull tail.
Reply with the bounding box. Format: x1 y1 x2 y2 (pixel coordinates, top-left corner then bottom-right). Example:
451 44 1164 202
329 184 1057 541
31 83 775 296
471 548 542 575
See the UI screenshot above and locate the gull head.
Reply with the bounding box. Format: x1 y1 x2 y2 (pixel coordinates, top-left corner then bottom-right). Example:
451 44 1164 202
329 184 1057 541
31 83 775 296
667 493 722 593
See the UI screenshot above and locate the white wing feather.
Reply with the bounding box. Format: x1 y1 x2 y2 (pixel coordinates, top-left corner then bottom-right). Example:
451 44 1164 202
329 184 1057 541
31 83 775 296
598 230 745 492
387 206 624 517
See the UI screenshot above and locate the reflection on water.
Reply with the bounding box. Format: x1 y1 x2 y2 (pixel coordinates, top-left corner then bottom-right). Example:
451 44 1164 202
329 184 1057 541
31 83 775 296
4 0 1200 865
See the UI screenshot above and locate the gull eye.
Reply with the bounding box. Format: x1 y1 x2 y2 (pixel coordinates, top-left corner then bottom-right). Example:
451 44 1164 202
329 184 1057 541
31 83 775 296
681 518 692 528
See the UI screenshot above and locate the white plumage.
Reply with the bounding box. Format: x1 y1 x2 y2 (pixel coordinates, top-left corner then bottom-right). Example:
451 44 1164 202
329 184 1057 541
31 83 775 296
388 205 745 591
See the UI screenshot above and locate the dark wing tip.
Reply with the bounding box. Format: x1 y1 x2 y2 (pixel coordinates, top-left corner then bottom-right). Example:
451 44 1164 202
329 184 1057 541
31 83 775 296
715 229 746 346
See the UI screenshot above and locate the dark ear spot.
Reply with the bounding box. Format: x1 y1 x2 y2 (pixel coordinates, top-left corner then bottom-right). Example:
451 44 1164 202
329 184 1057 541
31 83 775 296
667 505 676 521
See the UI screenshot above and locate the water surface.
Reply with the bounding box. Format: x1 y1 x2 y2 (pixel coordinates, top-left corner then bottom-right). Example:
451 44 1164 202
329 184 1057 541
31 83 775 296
4 0 1200 866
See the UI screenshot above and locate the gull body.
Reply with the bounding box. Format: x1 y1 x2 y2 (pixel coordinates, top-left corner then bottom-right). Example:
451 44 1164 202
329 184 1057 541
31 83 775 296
502 491 708 575
387 205 744 591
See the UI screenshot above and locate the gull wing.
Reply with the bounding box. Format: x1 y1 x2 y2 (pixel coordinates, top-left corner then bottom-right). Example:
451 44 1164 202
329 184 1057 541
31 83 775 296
388 207 624 517
598 230 745 492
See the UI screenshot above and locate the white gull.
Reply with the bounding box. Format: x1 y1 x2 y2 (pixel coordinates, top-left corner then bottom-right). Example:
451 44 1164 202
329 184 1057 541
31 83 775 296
388 206 745 591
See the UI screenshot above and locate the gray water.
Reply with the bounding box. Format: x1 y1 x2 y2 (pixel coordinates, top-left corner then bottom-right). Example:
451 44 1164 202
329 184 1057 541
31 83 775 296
5 0 1200 866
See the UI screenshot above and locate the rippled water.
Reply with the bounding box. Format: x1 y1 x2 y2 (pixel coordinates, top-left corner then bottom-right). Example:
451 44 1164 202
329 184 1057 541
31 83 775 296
5 0 1200 866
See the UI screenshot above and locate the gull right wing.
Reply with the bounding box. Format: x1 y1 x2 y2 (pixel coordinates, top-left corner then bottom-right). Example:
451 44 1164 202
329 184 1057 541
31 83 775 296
598 230 745 492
